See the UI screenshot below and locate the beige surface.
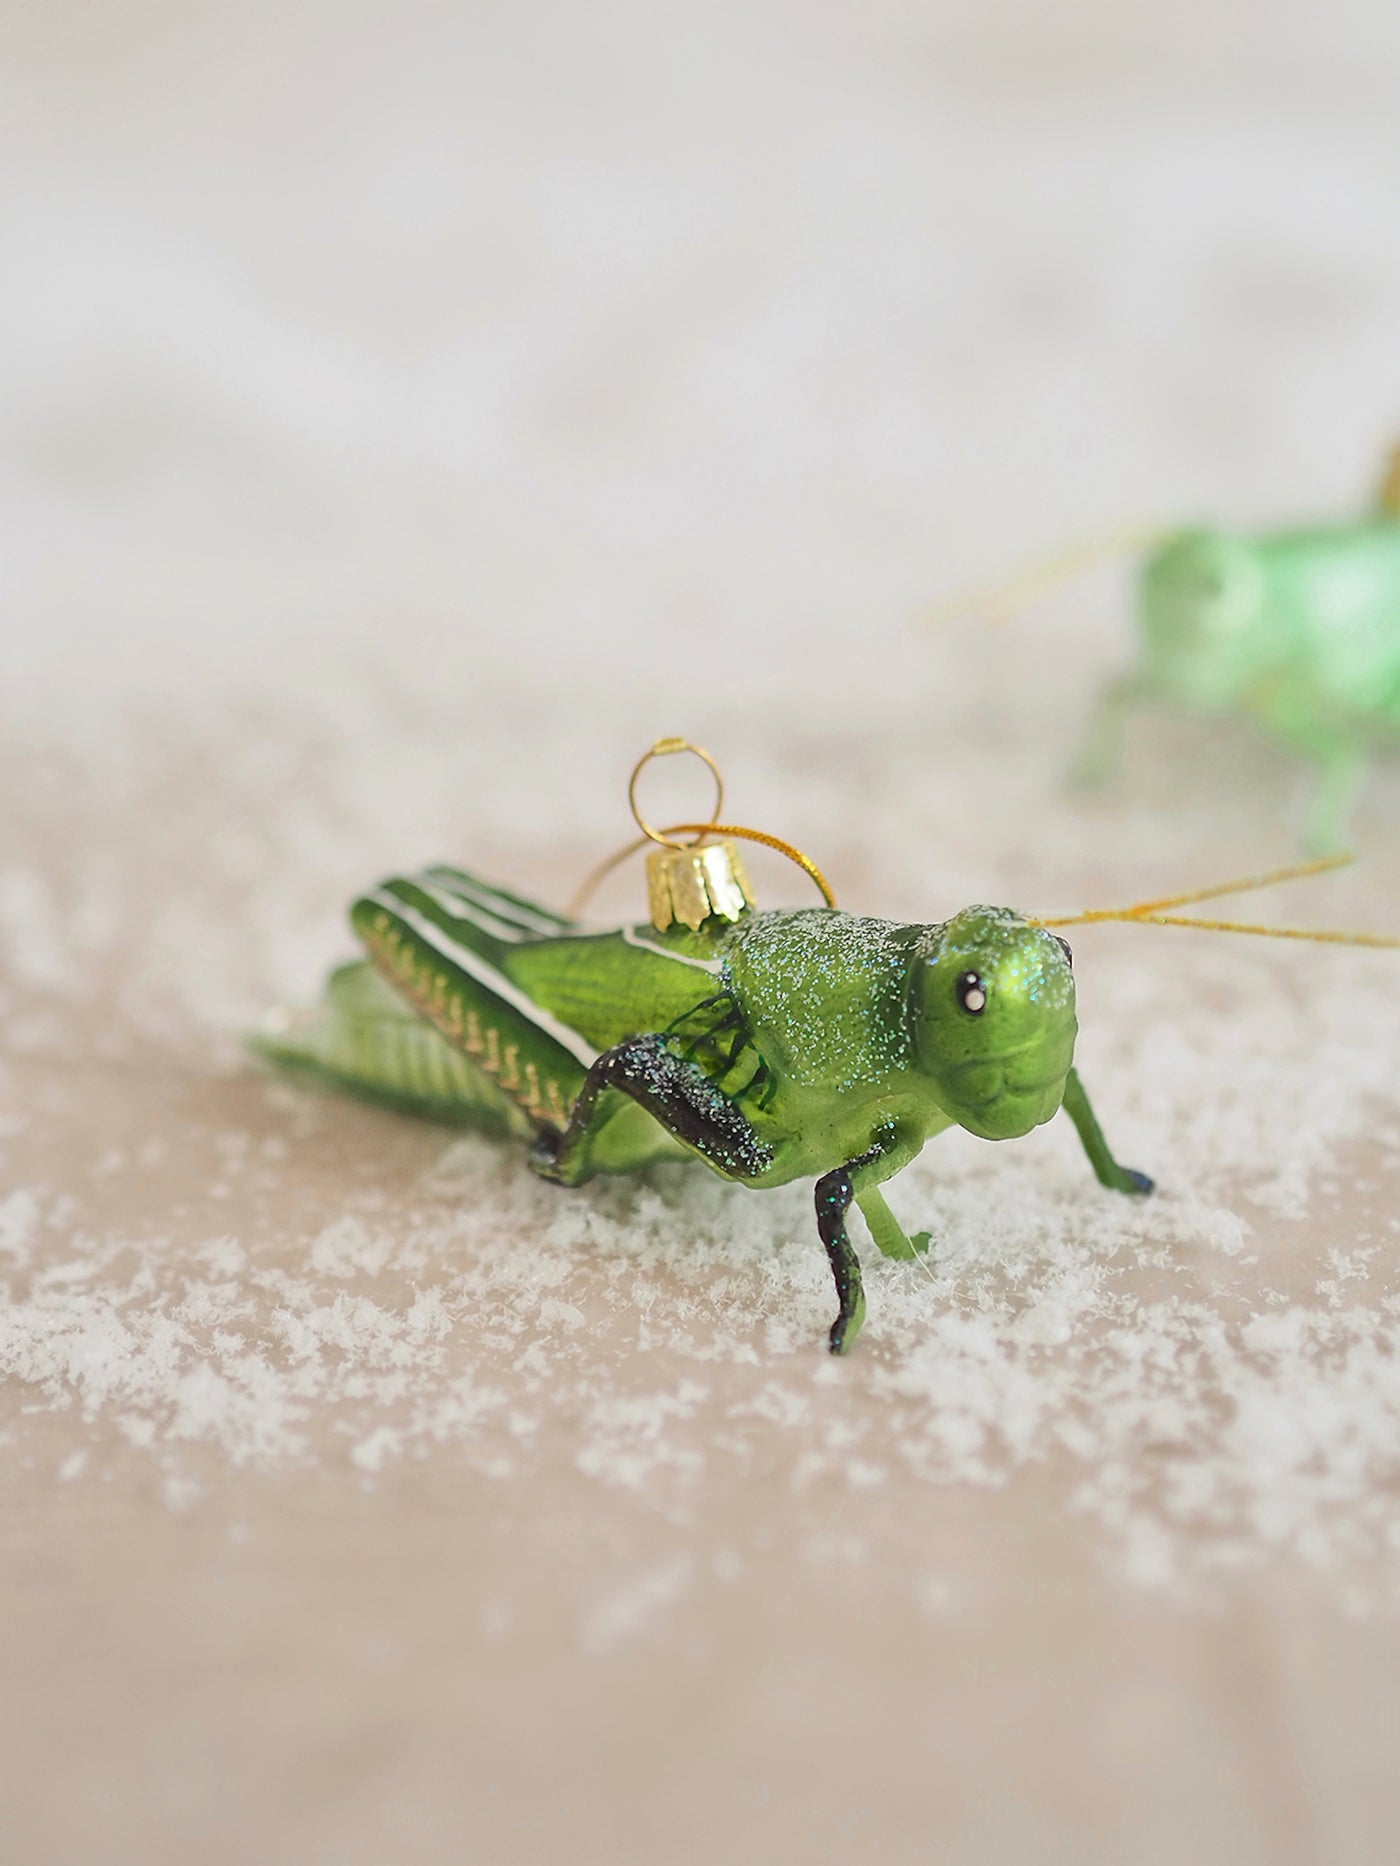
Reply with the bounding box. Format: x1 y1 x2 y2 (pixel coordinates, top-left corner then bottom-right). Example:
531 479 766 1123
5 678 1400 1866
5 4 1400 1863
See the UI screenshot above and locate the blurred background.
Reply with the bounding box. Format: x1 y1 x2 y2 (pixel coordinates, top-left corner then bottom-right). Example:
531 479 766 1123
5 6 1400 1865
4 0 1399 702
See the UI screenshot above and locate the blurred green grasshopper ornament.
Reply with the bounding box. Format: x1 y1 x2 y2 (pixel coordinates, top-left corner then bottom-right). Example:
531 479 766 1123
934 445 1400 852
256 740 1395 1354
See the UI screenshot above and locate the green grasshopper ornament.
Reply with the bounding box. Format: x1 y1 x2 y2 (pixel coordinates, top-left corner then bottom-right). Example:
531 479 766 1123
938 445 1400 853
255 741 1391 1354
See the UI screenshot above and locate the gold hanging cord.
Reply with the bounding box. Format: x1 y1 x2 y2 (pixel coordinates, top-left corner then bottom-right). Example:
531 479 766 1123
569 737 836 920
1035 851 1400 948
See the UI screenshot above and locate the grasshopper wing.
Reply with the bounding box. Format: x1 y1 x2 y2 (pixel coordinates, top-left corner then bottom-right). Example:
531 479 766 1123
262 866 733 1144
251 959 537 1134
350 869 603 1131
394 865 730 1050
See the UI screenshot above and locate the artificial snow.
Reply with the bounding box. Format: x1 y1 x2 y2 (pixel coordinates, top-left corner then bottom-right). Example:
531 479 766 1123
2 655 1400 1601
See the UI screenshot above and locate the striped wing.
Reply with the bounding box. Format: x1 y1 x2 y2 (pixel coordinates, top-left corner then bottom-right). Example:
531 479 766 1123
352 869 597 1130
350 866 733 1130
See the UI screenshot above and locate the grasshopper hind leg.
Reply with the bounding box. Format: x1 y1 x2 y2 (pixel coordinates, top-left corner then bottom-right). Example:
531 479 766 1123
530 1033 774 1188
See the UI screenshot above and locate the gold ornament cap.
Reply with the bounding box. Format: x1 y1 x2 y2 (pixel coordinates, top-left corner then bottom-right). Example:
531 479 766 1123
645 839 754 932
628 737 754 931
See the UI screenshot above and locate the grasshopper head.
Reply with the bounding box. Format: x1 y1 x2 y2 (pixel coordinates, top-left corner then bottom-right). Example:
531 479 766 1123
1139 529 1269 709
911 908 1077 1140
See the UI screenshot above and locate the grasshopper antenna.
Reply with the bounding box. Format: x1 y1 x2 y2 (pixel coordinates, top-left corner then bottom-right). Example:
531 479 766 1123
1377 440 1400 519
1035 852 1400 948
922 524 1167 629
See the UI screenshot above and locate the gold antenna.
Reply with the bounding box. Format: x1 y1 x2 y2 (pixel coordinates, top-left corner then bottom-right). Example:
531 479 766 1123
1037 853 1351 925
923 524 1167 629
1035 852 1400 948
1378 441 1400 519
569 738 836 927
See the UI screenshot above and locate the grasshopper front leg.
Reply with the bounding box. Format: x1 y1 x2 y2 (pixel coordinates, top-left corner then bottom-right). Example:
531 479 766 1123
816 1131 921 1355
856 1185 932 1262
851 1123 935 1263
1061 1067 1153 1196
530 1033 773 1187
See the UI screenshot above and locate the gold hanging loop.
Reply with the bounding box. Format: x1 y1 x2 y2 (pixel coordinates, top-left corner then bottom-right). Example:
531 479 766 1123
628 738 724 850
568 740 836 930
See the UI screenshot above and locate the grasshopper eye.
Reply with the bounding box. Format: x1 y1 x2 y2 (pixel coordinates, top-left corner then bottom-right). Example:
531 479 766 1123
1054 935 1073 969
956 971 987 1015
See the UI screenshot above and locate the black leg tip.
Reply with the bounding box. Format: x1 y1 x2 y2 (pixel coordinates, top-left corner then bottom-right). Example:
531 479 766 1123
528 1127 566 1183
1122 1168 1154 1196
826 1293 865 1355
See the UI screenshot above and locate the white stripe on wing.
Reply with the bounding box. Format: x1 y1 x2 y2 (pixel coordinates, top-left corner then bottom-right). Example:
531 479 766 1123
618 924 724 974
423 869 570 936
366 890 600 1069
414 880 537 946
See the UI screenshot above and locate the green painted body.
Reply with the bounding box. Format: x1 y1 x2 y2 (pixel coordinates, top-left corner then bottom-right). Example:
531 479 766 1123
254 866 1149 1351
1074 517 1400 849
